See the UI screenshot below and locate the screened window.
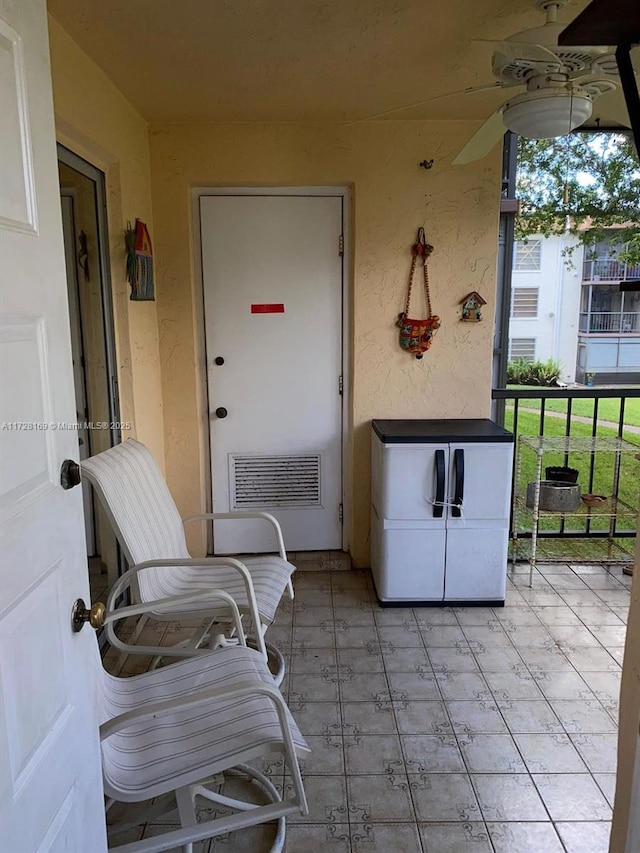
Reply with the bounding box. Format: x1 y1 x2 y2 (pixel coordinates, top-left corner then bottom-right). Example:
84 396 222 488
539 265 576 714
509 338 536 361
511 287 539 318
514 239 542 271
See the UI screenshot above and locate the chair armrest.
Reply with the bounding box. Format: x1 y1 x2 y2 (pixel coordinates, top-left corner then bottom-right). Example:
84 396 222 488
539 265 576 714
183 511 288 561
105 589 245 644
106 556 266 661
100 679 290 742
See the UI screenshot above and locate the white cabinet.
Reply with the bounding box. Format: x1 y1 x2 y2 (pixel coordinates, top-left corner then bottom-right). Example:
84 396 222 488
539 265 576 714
371 420 514 604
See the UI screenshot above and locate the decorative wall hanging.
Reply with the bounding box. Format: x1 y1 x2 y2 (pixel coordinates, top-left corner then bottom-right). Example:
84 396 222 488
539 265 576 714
396 227 440 359
460 291 486 322
125 219 155 301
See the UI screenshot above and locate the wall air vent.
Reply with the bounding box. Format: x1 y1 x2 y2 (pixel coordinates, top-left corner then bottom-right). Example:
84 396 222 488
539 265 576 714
230 454 321 509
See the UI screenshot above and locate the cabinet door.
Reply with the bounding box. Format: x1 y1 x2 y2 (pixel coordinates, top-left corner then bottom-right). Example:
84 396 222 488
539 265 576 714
379 444 449 521
375 522 446 601
447 442 513 525
444 526 508 602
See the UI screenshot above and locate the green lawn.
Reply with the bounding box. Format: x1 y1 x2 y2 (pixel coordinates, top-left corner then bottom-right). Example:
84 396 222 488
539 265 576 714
506 389 640 427
504 409 640 541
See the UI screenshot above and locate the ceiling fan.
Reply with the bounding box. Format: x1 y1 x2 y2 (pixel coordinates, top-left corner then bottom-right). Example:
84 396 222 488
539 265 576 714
361 0 621 165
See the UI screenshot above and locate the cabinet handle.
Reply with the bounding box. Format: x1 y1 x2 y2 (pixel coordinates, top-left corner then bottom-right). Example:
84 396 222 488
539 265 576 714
434 449 445 518
452 448 464 518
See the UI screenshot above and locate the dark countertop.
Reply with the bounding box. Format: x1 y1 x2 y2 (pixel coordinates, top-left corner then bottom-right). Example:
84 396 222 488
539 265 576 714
372 418 514 444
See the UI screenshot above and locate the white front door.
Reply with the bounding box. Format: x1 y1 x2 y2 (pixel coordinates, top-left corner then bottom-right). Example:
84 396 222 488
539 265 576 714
201 194 344 553
0 1 106 850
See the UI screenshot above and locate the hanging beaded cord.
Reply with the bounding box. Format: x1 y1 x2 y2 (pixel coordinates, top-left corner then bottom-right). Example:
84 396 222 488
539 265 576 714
397 227 441 359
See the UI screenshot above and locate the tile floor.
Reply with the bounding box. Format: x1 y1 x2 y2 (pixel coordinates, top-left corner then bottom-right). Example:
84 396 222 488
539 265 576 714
104 556 631 852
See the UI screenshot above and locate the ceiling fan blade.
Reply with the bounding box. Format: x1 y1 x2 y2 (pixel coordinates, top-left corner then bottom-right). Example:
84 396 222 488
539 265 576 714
573 53 620 79
346 82 504 124
452 110 507 166
474 38 562 68
572 76 618 97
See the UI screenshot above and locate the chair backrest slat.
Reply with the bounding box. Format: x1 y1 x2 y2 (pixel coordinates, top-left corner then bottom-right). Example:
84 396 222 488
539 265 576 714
81 440 191 599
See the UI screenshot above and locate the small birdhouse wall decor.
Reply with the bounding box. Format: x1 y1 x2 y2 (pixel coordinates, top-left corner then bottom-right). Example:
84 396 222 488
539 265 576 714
460 291 486 322
125 219 155 301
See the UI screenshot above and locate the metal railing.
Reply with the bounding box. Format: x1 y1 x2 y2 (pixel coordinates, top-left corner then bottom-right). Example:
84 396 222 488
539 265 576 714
579 311 640 333
582 257 640 282
492 387 640 548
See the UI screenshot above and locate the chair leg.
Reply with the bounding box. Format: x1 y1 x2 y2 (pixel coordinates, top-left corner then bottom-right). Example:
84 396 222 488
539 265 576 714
176 785 197 853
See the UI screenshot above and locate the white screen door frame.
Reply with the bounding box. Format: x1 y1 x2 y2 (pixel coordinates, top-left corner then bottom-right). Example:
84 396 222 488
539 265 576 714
192 186 351 554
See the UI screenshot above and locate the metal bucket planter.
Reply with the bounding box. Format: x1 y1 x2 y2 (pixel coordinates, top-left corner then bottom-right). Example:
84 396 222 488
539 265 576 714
526 480 581 512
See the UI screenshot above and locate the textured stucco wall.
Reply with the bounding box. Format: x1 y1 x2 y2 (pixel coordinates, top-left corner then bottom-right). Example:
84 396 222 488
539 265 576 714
48 16 165 467
149 122 502 564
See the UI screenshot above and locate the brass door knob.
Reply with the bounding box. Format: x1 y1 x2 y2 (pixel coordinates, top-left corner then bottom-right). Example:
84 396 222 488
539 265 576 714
71 598 106 633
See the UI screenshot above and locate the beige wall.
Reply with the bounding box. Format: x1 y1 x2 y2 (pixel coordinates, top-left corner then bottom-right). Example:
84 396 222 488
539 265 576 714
48 16 165 467
148 122 502 563
610 515 640 852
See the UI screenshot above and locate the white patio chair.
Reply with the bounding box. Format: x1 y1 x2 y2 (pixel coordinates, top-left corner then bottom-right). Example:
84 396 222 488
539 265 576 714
97 602 308 853
81 439 295 683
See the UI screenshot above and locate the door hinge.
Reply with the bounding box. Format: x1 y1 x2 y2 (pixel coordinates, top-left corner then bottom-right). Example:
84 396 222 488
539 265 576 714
338 503 343 523
338 374 343 396
338 234 344 257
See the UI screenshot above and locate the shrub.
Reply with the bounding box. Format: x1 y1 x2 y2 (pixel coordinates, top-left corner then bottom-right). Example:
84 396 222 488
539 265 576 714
507 358 561 386
507 358 531 385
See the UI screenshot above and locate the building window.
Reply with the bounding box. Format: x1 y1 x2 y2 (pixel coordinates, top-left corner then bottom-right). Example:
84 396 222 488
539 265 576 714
511 286 539 318
509 338 536 361
514 239 542 272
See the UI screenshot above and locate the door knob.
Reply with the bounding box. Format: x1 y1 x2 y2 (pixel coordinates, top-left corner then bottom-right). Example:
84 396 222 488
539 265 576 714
60 459 81 490
215 407 228 418
71 598 106 632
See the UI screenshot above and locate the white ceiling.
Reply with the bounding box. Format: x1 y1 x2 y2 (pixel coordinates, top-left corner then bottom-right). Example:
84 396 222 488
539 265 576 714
47 0 631 126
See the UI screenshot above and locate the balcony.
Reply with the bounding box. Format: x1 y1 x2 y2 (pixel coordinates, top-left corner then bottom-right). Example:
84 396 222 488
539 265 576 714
582 257 640 282
579 311 640 334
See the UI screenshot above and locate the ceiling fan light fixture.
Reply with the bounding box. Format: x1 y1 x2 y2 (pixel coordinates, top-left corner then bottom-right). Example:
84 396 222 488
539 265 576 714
502 86 592 138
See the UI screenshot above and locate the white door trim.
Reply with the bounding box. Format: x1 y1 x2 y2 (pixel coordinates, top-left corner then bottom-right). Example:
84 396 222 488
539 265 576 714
192 186 351 552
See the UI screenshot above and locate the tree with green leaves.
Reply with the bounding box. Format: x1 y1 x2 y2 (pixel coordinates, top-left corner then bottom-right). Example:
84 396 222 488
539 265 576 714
516 133 640 265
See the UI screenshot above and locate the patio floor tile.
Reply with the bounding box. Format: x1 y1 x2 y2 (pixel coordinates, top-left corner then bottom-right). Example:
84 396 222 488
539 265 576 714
487 821 564 853
409 773 481 822
532 773 612 821
419 822 492 853
350 823 422 853
555 822 612 853
347 774 415 822
471 773 548 822
400 734 466 773
512 733 588 773
457 733 526 773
